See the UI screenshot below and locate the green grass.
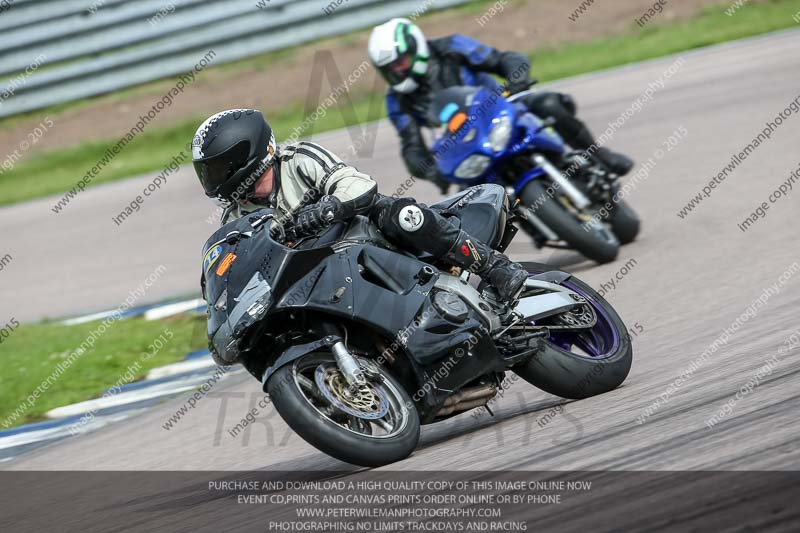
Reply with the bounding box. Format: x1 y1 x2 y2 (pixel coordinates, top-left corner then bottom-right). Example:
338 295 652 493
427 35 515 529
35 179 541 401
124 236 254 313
2 0 799 206
0 313 208 428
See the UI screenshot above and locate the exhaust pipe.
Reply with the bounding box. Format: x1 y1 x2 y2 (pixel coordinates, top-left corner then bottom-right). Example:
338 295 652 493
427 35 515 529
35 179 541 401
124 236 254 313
435 384 497 417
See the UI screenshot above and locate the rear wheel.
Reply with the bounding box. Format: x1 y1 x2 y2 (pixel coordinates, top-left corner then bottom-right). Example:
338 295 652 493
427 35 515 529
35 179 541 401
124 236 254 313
267 353 420 467
512 264 633 399
520 180 619 264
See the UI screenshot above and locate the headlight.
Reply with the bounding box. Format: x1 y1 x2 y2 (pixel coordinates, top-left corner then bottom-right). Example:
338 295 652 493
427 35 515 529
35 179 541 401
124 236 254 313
454 154 491 179
488 116 512 152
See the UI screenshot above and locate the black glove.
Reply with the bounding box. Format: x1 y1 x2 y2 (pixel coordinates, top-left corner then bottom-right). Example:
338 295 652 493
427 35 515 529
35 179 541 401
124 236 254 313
505 77 535 96
288 195 342 239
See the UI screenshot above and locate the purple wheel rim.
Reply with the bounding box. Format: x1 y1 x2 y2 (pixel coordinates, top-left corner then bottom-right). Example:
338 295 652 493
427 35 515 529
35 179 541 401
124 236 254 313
531 275 620 359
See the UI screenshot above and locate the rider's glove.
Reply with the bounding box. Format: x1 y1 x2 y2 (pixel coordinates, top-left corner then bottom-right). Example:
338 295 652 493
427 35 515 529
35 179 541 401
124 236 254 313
289 195 343 239
505 78 530 95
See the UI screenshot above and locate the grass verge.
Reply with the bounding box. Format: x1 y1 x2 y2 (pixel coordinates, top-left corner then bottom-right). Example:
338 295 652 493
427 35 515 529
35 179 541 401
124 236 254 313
2 0 800 206
0 313 207 429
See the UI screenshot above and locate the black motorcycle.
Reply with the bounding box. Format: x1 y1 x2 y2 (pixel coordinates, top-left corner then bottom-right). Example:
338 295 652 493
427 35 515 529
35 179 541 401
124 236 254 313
202 185 632 467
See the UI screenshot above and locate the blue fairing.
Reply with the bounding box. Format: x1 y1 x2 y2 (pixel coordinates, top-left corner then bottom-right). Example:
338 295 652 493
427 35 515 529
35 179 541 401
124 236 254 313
431 87 566 187
516 111 565 153
514 167 547 196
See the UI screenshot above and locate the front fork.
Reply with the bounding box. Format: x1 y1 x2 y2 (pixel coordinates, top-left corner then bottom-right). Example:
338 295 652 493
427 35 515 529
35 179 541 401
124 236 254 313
532 154 592 210
323 335 366 387
318 323 364 387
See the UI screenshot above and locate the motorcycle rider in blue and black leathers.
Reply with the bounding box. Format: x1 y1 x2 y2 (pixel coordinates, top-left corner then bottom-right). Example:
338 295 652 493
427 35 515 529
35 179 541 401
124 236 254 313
367 19 634 193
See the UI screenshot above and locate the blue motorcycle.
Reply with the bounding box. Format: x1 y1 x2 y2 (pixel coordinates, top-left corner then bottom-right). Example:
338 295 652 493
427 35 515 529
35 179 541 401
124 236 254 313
428 84 640 264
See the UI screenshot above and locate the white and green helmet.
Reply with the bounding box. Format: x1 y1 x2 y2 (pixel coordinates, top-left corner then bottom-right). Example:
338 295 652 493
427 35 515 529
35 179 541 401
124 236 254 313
368 18 430 94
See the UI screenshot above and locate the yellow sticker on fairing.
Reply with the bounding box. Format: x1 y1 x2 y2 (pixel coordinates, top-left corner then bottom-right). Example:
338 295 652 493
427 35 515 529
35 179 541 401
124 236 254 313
203 245 222 273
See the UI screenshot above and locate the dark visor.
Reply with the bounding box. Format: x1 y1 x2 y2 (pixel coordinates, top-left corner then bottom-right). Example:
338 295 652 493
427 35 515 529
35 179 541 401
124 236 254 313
194 140 251 197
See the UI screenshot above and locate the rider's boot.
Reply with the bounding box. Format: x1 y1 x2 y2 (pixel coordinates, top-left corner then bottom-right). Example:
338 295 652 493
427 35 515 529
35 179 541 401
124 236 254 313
445 231 527 304
570 125 634 176
594 147 634 176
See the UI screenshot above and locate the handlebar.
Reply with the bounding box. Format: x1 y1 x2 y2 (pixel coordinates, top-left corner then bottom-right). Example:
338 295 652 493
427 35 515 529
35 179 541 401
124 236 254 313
505 79 539 102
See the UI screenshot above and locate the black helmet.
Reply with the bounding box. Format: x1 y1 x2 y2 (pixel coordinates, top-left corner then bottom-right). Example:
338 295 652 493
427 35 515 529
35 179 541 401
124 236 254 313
192 109 277 202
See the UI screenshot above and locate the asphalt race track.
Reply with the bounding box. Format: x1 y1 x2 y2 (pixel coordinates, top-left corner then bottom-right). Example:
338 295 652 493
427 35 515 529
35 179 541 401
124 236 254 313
3 29 800 485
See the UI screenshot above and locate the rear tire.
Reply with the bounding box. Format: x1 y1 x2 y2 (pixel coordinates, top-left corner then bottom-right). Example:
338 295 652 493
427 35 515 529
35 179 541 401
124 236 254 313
267 353 420 467
513 264 633 399
520 180 618 264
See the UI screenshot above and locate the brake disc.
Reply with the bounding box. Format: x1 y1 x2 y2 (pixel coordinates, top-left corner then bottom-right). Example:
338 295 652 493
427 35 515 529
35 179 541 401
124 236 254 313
553 302 597 330
314 363 389 420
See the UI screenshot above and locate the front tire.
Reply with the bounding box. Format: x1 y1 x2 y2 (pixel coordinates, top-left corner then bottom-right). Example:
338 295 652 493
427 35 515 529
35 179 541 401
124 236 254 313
267 353 420 467
520 180 619 264
512 264 633 399
607 200 640 245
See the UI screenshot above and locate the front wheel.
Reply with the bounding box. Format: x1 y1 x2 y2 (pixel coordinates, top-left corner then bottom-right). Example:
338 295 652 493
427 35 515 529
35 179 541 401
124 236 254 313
267 353 420 467
520 180 619 264
607 200 641 245
512 264 633 399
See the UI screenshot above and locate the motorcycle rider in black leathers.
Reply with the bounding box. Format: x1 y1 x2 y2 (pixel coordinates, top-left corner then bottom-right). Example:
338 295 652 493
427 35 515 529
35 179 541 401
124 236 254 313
367 18 634 193
191 109 528 303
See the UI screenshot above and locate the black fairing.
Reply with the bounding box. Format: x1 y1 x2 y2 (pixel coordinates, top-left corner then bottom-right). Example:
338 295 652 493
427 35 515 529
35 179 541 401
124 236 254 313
201 202 507 420
202 209 333 360
431 183 508 248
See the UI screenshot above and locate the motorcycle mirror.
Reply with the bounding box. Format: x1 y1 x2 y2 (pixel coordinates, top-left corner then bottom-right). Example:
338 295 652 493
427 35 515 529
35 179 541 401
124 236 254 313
224 231 249 244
